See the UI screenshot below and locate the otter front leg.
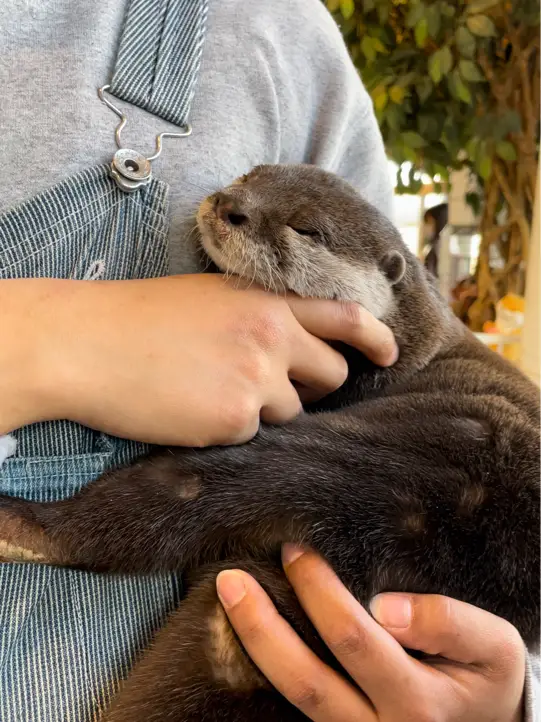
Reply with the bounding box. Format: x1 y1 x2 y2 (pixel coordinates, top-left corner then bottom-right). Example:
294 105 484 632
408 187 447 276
0 396 538 650
0 494 65 564
0 431 317 574
0 454 210 572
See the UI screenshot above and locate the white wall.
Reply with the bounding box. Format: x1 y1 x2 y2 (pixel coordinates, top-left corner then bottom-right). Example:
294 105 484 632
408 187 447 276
521 164 540 386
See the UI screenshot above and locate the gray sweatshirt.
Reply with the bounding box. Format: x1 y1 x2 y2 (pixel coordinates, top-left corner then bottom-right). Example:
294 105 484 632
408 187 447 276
0 0 393 272
0 0 538 718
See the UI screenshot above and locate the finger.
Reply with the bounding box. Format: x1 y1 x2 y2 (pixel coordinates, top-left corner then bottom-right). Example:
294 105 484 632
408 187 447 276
288 330 349 399
291 380 328 406
216 570 377 722
370 593 526 671
260 382 303 425
286 296 398 367
282 546 429 709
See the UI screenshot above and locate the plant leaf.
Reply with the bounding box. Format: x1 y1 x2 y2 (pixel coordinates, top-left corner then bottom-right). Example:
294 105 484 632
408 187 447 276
371 37 388 54
465 137 481 160
418 114 440 140
401 131 427 149
439 45 453 74
467 14 497 37
392 47 422 62
477 154 493 180
467 0 501 14
377 3 389 23
428 51 443 83
402 145 419 163
361 35 376 63
448 69 472 104
440 1 456 17
456 77 472 104
389 85 406 104
415 17 429 47
426 5 441 38
395 71 417 87
459 59 485 82
456 25 477 58
495 110 522 138
465 191 482 216
496 140 518 161
416 76 433 102
340 0 355 20
326 0 341 11
406 2 426 28
372 85 389 111
363 0 375 10
385 104 404 130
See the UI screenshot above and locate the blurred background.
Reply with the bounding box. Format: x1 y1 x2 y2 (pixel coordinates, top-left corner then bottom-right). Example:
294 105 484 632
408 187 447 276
325 0 540 384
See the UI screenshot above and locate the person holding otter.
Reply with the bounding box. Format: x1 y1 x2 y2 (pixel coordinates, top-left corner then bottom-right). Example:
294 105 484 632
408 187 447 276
0 1 537 720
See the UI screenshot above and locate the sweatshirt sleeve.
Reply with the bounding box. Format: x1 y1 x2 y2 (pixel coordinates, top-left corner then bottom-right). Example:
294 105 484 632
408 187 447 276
525 652 541 721
257 0 394 220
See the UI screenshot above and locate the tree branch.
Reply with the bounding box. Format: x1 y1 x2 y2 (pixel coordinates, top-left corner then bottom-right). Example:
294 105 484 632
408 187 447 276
493 162 532 261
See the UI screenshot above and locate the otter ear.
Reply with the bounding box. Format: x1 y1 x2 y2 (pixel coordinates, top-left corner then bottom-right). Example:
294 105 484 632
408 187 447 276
381 251 406 285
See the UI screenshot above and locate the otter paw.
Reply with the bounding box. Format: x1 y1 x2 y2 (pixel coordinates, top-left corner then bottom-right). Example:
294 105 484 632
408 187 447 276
0 435 17 467
0 495 53 564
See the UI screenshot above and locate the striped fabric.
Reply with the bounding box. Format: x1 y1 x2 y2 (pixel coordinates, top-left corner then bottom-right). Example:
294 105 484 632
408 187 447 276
0 457 183 722
110 0 209 126
0 2 207 719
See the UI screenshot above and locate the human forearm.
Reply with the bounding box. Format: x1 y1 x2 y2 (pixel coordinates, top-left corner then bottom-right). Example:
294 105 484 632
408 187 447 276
0 275 397 444
0 278 72 433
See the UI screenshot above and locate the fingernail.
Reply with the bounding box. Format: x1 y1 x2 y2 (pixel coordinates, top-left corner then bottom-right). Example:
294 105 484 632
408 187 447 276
282 543 305 567
370 594 412 628
216 570 246 609
383 344 399 367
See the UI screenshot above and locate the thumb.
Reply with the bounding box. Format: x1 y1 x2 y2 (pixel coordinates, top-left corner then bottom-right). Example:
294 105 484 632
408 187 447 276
285 296 398 367
369 593 525 670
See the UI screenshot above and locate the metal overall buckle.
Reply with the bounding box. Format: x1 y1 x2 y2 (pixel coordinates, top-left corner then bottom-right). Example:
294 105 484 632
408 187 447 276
97 85 192 193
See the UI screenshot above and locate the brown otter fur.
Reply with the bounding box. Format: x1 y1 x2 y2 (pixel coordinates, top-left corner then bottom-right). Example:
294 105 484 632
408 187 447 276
0 165 539 721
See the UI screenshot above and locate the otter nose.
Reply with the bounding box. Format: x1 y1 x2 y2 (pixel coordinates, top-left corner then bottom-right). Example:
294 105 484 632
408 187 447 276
214 192 248 226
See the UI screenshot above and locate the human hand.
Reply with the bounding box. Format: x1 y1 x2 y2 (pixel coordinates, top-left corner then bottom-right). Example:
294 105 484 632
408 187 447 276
216 547 526 722
0 275 396 446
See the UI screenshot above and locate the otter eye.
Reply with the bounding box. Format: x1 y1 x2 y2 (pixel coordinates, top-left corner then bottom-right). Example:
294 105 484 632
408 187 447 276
289 226 319 238
289 225 318 236
228 213 247 226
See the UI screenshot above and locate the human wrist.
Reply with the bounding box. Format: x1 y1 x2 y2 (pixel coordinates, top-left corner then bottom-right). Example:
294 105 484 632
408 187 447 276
0 278 83 431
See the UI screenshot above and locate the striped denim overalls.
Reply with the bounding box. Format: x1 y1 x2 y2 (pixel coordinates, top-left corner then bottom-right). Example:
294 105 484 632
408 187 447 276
0 2 208 719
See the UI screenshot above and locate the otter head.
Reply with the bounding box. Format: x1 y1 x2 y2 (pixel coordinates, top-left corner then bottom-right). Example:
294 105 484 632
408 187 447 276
197 164 408 321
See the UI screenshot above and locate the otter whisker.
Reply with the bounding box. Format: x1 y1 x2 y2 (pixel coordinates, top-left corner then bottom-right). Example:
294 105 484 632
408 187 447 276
185 221 200 242
265 253 284 296
234 240 251 290
200 254 214 273
249 253 261 291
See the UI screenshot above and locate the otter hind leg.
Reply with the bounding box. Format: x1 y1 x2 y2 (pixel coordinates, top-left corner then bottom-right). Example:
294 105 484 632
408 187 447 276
102 560 312 722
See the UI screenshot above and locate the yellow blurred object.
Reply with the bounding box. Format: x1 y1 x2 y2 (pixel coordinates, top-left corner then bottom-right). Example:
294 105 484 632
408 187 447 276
481 294 524 362
482 321 498 333
389 85 406 104
496 293 525 326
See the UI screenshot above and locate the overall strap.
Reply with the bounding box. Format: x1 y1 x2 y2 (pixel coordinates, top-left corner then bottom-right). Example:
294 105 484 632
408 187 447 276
109 0 209 127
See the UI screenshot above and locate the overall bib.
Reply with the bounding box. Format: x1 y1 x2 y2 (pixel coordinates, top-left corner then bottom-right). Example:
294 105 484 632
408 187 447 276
0 2 208 719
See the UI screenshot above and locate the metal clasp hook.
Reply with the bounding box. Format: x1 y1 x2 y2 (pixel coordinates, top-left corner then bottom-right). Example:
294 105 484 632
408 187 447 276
97 85 192 192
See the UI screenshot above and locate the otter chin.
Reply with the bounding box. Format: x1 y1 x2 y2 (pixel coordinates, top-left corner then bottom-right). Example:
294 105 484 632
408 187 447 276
195 164 405 320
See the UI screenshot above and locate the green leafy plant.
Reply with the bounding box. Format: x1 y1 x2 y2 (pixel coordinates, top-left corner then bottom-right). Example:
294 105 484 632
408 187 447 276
325 0 539 330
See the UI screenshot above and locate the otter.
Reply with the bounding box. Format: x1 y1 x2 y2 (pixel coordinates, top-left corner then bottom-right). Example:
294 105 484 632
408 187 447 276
0 164 539 722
